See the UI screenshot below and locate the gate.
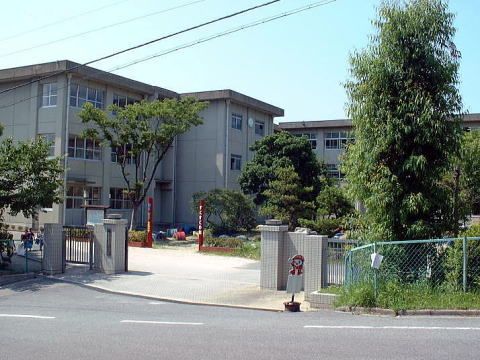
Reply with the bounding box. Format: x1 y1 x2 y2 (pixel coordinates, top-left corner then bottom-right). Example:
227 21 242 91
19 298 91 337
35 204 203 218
327 239 357 285
63 226 94 270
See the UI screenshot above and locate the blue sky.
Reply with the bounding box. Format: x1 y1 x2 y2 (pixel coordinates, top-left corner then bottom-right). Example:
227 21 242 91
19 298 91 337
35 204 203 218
1 0 477 122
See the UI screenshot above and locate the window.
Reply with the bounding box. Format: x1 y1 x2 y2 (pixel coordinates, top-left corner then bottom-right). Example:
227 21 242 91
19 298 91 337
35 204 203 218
109 188 132 209
326 164 344 179
70 84 104 109
295 133 317 149
66 185 101 209
111 144 136 165
230 154 242 171
325 131 353 150
113 94 137 108
39 134 55 157
255 120 264 136
42 83 57 107
231 113 242 130
68 135 102 160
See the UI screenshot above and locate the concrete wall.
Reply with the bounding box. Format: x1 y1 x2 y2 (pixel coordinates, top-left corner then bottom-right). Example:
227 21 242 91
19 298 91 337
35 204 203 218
260 221 328 299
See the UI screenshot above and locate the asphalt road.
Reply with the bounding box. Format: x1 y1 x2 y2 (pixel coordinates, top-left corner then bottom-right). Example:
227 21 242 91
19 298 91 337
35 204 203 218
0 279 480 360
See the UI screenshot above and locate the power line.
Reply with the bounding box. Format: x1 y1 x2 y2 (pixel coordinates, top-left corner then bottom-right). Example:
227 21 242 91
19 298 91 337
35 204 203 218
0 0 280 97
0 0 337 111
0 0 207 59
0 0 132 43
110 0 337 73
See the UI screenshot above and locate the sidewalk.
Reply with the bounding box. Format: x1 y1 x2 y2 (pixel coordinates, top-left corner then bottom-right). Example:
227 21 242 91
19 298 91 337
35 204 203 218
50 245 309 311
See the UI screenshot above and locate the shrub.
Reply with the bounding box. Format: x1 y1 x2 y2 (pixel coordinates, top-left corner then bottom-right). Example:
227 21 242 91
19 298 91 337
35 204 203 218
298 218 343 237
129 230 147 243
204 236 244 249
445 224 480 291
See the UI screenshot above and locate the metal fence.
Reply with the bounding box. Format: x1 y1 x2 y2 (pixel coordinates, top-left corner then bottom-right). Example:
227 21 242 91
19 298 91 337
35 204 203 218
63 226 94 269
345 237 480 293
327 239 357 285
0 238 44 274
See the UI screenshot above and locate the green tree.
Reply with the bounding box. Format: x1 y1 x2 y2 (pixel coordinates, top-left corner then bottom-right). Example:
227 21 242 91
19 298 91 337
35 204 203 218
0 126 63 220
80 97 207 229
316 185 354 219
239 131 325 205
192 189 256 235
260 165 315 231
343 0 463 241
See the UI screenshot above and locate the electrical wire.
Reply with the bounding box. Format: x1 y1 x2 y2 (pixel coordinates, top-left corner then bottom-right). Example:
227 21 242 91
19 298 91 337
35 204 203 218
0 0 132 43
0 0 280 97
109 0 337 73
0 0 207 58
0 0 337 111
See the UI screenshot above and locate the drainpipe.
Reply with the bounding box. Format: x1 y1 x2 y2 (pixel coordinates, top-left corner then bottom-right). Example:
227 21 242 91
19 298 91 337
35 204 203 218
225 99 230 188
62 74 72 226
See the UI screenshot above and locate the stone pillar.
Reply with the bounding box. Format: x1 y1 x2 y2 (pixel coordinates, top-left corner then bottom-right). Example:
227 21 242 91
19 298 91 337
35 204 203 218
259 219 288 290
303 235 328 298
93 218 128 274
42 223 64 275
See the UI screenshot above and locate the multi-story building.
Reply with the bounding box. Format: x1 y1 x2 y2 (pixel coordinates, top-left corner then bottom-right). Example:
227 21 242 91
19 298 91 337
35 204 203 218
279 114 480 179
0 60 283 229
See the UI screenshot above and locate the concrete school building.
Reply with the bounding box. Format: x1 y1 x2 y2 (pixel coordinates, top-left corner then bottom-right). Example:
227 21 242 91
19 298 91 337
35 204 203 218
0 60 284 230
278 114 480 180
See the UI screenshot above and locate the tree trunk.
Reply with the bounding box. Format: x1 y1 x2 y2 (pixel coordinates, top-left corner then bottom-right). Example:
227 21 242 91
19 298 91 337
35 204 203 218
129 206 138 231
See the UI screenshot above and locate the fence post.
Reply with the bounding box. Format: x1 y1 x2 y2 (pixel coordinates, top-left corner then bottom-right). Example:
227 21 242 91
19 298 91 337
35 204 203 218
463 236 468 292
373 242 377 300
89 230 94 270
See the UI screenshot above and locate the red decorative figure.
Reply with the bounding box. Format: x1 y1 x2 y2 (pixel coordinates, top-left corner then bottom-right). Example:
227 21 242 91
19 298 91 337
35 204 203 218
289 254 304 276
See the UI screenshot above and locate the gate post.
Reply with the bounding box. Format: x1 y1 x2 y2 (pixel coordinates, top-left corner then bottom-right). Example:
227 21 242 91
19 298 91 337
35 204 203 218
93 217 128 274
42 223 64 275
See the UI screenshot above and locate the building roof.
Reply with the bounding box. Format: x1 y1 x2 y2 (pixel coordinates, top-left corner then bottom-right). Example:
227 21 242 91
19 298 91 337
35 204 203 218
278 113 480 130
0 60 178 99
181 89 284 117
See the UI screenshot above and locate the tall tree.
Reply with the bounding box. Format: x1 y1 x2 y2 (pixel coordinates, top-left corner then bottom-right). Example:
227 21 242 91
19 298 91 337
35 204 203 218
0 126 63 220
80 97 207 229
260 165 315 231
239 131 325 206
343 0 463 241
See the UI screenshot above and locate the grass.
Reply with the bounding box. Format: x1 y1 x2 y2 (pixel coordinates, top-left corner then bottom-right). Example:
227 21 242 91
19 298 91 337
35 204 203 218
318 285 344 295
199 241 261 260
335 282 480 311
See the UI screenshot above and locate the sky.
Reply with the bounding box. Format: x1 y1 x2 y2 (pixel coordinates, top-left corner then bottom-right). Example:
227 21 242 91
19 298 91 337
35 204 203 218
1 0 478 122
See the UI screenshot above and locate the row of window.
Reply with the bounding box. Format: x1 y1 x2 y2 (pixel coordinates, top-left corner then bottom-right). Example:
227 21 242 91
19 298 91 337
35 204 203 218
293 132 354 150
66 185 132 209
326 164 344 179
231 113 265 136
41 82 140 110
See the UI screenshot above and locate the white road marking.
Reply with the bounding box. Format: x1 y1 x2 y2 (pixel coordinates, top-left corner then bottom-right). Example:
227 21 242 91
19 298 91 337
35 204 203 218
304 325 480 331
121 320 204 326
148 302 166 305
0 314 55 319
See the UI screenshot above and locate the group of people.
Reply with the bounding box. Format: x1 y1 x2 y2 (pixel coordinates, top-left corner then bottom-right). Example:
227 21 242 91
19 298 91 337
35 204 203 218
21 228 43 250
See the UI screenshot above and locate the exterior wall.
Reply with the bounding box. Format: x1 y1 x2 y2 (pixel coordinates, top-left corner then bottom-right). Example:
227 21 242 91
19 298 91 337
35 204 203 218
174 99 276 225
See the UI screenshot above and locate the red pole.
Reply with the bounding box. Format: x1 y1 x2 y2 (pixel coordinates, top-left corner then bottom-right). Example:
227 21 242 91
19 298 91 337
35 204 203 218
198 199 205 251
147 197 153 248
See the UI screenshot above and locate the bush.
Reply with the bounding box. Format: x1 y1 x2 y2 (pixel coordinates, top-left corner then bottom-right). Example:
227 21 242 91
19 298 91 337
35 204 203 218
445 224 480 291
204 236 244 248
298 218 343 237
129 230 147 243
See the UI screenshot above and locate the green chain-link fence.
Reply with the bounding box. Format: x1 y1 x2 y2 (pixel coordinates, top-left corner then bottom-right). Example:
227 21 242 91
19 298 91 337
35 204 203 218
345 237 480 294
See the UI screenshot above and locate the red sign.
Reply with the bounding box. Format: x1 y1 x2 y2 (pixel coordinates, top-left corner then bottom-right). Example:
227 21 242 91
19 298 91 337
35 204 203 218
198 199 205 250
147 197 153 248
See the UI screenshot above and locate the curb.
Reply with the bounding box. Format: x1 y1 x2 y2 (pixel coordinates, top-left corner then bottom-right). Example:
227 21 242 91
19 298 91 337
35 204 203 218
0 273 38 286
39 275 286 313
336 306 480 317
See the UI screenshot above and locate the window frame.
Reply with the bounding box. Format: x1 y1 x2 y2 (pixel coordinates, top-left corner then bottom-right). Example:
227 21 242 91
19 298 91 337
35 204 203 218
68 135 102 161
231 113 243 130
66 185 102 209
230 154 242 171
109 187 132 209
41 83 58 107
70 84 104 109
254 120 265 136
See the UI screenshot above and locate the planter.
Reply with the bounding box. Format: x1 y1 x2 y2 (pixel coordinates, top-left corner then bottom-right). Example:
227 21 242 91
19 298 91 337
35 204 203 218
128 241 151 248
199 246 234 253
284 301 301 312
